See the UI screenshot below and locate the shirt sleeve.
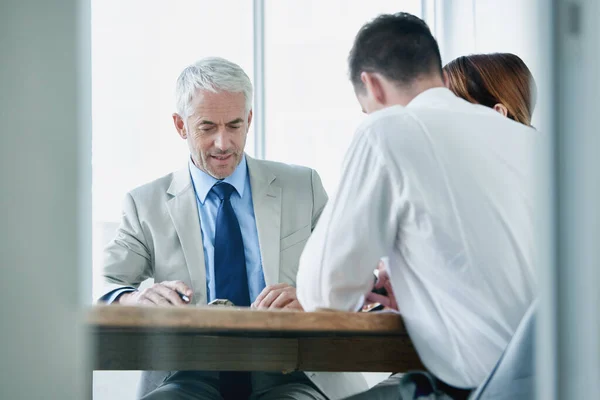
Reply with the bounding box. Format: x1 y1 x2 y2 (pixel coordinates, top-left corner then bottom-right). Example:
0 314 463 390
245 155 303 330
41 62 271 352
98 287 137 304
97 192 153 302
297 129 403 312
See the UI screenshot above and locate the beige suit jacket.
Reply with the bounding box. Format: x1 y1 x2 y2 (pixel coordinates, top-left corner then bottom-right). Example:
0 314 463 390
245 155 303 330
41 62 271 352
100 155 368 399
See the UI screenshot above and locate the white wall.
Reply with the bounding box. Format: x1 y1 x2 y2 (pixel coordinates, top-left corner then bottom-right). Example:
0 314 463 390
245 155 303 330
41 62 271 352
0 0 91 399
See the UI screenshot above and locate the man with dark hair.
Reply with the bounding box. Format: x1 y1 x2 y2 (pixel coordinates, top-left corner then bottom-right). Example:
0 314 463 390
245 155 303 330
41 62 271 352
297 13 538 400
348 12 443 89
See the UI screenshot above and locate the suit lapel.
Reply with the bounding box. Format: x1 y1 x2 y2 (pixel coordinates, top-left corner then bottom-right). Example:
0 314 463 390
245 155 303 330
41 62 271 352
166 168 207 304
247 156 282 286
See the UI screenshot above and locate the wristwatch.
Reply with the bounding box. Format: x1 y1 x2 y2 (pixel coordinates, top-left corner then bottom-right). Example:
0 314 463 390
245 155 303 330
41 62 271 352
208 299 235 307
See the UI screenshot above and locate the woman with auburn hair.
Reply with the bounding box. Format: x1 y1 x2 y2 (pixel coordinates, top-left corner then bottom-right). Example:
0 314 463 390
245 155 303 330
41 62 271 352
443 53 537 126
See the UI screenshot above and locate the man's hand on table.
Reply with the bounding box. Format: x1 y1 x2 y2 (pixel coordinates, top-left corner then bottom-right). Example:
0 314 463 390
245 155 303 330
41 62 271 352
251 283 303 311
363 261 399 312
118 280 193 307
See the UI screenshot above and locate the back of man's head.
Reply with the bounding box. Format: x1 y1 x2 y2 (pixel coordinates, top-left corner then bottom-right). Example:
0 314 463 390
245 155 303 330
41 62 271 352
348 13 443 93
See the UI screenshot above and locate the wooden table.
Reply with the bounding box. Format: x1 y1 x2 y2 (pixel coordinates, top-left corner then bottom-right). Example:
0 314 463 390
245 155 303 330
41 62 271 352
89 305 423 372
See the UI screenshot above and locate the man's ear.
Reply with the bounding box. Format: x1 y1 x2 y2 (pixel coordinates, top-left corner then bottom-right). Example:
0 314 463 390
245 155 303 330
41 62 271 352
493 103 509 118
361 71 386 105
246 109 253 131
173 113 187 139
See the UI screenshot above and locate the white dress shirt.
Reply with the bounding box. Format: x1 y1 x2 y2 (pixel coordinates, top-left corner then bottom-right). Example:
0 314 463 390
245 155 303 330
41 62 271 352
297 88 539 389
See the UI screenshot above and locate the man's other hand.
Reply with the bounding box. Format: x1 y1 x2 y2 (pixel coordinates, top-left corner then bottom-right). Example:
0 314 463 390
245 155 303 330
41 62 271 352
252 283 303 311
118 280 193 307
364 261 399 311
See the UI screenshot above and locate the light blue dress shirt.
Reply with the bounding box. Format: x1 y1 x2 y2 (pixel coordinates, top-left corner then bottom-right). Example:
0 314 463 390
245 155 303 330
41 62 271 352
189 155 266 303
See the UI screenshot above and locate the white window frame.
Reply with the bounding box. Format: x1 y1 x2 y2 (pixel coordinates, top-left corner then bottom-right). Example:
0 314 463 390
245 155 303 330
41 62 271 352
251 0 429 160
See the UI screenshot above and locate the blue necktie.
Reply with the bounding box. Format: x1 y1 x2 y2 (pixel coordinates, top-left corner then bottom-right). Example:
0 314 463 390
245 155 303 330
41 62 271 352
212 182 251 307
211 182 252 399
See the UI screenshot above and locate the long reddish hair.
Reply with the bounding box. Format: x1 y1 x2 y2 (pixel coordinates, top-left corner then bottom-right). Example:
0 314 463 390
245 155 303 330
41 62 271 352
444 53 537 126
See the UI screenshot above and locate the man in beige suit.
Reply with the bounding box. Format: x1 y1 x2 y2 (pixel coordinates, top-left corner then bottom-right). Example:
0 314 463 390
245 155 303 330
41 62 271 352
99 57 368 400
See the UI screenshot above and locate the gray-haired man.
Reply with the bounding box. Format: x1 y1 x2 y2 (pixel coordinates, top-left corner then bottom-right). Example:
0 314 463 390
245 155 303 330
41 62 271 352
99 57 368 399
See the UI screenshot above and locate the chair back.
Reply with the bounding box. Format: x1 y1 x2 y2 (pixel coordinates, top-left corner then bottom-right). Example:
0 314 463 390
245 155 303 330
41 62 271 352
470 301 536 399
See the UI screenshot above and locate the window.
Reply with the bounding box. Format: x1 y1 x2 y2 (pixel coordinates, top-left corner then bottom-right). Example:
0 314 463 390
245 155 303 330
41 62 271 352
92 0 422 297
264 0 422 194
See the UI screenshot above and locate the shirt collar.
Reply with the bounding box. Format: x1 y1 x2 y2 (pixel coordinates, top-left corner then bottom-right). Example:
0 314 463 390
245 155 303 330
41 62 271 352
359 87 456 125
407 87 456 109
189 154 247 204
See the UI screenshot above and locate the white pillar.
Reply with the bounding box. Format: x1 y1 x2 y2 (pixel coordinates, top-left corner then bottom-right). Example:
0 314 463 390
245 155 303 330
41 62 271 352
434 0 476 64
552 0 600 398
253 0 266 160
0 0 91 398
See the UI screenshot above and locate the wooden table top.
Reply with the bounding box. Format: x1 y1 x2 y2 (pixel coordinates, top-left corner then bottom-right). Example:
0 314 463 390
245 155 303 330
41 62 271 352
89 305 409 336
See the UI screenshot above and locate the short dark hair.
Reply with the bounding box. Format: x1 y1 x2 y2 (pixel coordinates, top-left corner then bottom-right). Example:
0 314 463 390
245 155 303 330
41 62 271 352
348 12 443 91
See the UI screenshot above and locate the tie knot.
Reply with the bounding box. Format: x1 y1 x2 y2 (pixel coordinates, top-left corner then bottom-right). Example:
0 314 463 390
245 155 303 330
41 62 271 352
212 182 236 201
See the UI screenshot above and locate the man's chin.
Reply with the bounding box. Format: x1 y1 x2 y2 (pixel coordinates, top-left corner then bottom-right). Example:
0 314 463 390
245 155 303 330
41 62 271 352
207 164 236 180
201 154 241 179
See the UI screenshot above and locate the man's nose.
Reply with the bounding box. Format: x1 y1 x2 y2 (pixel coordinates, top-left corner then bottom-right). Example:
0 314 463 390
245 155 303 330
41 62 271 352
214 130 227 151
